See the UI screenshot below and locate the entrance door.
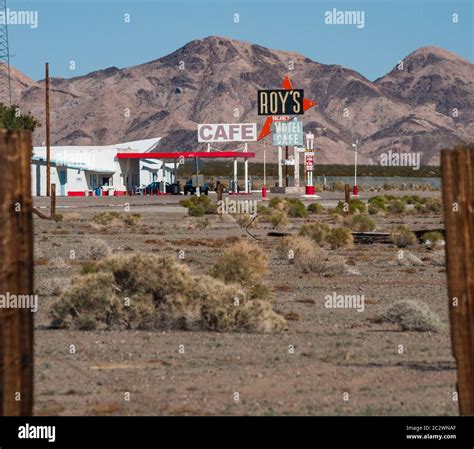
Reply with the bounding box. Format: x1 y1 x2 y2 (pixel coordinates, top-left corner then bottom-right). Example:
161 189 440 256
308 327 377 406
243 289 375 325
59 170 67 196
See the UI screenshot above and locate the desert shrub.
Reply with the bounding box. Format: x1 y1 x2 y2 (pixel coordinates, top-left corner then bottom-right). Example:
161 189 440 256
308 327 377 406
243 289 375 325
368 196 387 211
51 253 285 333
349 215 376 232
402 195 423 205
422 231 443 249
277 236 329 274
415 197 443 214
93 212 121 225
181 195 217 216
81 261 97 274
387 199 406 214
52 213 64 223
335 199 366 214
299 222 330 245
285 198 308 218
270 210 289 229
376 300 442 332
84 238 112 260
35 277 63 296
257 204 271 215
236 214 254 227
390 225 417 248
368 204 380 215
332 181 345 192
122 213 141 226
326 227 353 249
307 203 325 214
268 196 284 210
188 205 205 217
212 240 268 287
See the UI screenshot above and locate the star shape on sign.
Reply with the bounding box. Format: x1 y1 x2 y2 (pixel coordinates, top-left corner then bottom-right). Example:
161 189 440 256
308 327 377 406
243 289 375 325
257 74 317 141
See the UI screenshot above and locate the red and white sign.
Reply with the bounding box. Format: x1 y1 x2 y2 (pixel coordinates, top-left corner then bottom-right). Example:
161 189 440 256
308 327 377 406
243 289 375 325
198 123 257 143
272 115 291 122
305 151 314 170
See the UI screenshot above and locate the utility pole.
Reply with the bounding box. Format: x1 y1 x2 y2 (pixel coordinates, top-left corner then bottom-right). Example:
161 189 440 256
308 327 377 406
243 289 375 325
441 146 474 414
45 63 51 197
0 0 12 105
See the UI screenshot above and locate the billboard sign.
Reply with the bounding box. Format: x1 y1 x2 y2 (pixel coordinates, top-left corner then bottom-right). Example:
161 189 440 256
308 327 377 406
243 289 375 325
197 123 257 143
258 89 304 116
272 119 303 146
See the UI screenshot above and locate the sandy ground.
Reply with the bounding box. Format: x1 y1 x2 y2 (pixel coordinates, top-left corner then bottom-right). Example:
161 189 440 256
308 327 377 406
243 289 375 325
31 191 457 416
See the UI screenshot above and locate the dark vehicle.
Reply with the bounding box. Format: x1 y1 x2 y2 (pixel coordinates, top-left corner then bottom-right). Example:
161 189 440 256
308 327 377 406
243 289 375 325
143 181 161 195
184 179 209 195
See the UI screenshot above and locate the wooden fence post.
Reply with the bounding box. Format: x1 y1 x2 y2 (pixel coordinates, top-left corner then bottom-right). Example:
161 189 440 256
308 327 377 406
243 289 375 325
0 130 34 416
441 146 474 415
344 184 351 215
50 183 56 217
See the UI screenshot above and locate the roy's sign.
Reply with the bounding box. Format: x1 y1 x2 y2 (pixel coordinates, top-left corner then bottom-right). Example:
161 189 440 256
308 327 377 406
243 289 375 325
258 89 304 116
198 123 257 143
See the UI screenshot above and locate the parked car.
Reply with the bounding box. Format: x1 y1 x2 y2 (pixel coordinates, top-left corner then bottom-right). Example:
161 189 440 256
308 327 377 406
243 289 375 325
184 179 209 195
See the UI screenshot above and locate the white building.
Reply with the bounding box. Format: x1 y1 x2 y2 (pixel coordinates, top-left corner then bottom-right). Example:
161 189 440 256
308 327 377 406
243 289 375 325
31 138 178 196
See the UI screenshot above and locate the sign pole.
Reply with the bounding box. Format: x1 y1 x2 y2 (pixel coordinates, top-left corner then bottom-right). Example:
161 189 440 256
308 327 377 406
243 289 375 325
352 139 359 197
285 145 289 187
45 63 51 197
278 147 283 188
263 140 266 187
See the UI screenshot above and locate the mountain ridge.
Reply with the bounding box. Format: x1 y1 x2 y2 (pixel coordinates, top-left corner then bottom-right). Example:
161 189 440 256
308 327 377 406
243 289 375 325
3 36 473 164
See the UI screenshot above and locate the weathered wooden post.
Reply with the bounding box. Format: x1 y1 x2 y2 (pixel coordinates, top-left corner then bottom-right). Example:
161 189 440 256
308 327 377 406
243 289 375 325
50 183 56 217
344 184 351 215
441 146 474 415
0 130 34 416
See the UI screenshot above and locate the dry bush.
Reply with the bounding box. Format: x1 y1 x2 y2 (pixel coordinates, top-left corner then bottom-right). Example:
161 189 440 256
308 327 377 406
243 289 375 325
422 231 444 250
376 300 442 332
387 199 406 214
307 203 325 214
390 225 417 248
212 240 268 287
326 227 354 249
277 235 329 274
50 256 71 269
299 222 330 245
270 210 289 229
35 277 64 296
83 238 112 260
348 215 376 232
50 253 285 333
93 212 122 225
63 212 81 222
122 214 142 226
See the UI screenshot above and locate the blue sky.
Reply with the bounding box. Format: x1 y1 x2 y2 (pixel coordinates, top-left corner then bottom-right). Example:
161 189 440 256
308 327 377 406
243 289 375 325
8 0 474 81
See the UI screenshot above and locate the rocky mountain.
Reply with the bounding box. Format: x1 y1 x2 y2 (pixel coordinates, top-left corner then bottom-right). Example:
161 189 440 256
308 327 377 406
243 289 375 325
6 36 474 164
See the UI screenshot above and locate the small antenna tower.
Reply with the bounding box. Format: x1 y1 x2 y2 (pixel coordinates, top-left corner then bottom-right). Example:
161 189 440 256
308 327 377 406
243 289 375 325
0 0 12 105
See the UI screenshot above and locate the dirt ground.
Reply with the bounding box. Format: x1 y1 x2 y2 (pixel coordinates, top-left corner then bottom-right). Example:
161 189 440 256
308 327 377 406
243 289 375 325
31 190 457 416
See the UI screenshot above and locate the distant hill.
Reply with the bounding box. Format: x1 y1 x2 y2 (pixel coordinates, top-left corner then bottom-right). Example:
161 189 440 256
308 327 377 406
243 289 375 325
4 36 473 164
